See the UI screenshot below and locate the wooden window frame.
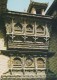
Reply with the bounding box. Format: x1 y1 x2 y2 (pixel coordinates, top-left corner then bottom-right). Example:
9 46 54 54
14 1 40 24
14 23 23 34
36 25 45 36
26 24 34 35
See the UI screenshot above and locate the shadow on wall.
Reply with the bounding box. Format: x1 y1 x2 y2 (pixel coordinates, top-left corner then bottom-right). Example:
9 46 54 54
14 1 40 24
47 69 57 80
0 17 6 37
49 21 57 79
0 16 7 50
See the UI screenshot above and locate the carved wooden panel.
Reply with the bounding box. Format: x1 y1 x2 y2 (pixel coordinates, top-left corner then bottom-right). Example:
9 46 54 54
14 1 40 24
5 18 50 50
14 23 23 34
37 58 45 68
8 55 46 70
36 25 45 36
1 55 46 79
26 24 34 35
8 36 48 50
25 57 34 68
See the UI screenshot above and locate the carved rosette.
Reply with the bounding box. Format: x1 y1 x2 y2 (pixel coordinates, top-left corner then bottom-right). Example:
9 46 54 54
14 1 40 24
25 58 33 66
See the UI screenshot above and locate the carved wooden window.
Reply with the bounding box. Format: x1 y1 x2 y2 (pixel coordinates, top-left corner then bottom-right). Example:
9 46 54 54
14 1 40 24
14 23 23 33
26 24 33 34
37 58 45 68
36 25 45 35
13 57 22 70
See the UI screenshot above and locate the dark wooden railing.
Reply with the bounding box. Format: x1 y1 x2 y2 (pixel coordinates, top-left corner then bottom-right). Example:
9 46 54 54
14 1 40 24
8 41 48 50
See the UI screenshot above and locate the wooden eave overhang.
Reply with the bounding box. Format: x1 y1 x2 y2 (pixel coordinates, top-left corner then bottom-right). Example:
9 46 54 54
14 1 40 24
2 11 53 20
1 50 55 57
